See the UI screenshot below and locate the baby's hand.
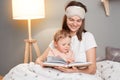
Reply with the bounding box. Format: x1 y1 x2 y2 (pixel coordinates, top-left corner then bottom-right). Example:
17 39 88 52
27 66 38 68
72 66 78 70
66 58 74 63
35 58 44 67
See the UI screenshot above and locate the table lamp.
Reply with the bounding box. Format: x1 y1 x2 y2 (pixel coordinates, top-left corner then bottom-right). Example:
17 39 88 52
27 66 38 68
12 0 45 63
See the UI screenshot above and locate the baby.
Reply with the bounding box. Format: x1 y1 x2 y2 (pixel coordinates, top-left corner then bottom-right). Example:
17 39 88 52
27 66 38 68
47 29 75 63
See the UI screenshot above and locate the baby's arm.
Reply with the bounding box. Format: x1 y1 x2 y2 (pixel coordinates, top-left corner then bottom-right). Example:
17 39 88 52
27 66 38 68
47 49 56 57
35 47 51 67
67 51 75 63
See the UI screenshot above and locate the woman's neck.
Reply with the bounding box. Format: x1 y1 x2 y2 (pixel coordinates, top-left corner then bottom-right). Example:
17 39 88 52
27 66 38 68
70 31 76 36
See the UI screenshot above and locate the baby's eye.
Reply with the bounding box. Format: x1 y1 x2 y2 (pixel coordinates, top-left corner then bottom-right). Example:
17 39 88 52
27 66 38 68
68 43 70 46
62 44 66 46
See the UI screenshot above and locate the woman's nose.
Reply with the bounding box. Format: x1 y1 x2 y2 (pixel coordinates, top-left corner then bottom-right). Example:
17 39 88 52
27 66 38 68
73 21 77 26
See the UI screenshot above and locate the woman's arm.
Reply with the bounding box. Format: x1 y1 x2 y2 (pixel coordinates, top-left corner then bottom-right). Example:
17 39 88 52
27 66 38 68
78 47 97 74
35 47 51 66
54 47 97 74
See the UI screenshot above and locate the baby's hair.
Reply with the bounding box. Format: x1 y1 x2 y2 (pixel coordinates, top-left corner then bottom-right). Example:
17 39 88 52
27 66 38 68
54 29 71 42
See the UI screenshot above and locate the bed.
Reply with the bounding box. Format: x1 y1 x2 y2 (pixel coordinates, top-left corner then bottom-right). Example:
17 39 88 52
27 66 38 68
96 46 120 80
2 46 120 80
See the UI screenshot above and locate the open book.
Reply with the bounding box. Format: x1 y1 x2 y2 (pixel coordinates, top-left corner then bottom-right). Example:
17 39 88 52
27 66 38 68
43 61 92 68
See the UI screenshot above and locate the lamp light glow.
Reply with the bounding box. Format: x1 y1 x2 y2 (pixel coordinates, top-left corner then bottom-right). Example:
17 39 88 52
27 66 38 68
12 0 45 19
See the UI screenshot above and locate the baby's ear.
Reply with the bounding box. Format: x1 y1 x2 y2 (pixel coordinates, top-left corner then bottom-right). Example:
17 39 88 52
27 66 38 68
54 41 57 47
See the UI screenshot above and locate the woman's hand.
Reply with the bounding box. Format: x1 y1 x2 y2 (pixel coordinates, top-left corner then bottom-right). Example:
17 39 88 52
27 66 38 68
54 66 79 73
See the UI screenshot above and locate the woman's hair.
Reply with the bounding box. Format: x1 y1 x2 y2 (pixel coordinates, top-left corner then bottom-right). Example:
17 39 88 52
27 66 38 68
62 1 87 41
54 29 71 42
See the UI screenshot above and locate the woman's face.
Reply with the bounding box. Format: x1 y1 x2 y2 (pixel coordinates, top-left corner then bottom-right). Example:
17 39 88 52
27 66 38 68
67 16 82 34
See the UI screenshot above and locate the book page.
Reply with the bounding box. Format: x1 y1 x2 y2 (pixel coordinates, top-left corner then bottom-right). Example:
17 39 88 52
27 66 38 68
67 62 92 67
43 61 92 68
43 62 67 67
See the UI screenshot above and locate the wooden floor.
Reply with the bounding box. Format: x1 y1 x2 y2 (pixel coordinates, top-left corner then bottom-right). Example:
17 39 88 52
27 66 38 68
0 75 3 80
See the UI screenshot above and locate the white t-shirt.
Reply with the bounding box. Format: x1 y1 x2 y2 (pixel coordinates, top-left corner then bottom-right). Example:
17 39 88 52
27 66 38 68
49 32 97 62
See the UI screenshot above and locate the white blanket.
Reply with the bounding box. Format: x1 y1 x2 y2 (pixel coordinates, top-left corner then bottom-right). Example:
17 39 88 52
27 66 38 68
3 62 105 80
97 60 120 80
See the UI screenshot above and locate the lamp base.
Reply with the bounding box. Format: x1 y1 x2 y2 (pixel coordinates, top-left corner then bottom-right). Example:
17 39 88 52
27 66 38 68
24 39 41 63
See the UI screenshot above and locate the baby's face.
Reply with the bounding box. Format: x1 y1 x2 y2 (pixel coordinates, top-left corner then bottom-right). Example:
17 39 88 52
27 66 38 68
55 37 71 53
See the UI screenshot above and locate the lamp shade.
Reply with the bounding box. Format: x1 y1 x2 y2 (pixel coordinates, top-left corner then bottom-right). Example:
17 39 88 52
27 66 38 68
12 0 45 19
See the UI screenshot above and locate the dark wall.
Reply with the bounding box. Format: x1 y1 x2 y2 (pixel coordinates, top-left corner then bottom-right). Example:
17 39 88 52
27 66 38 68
0 0 27 75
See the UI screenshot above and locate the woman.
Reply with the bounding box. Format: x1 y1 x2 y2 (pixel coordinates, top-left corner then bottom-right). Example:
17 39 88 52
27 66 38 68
3 1 102 80
35 1 102 80
36 0 97 74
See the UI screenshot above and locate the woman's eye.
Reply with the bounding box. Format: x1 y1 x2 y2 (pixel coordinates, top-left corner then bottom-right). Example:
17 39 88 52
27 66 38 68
77 19 82 22
68 18 74 21
68 18 82 22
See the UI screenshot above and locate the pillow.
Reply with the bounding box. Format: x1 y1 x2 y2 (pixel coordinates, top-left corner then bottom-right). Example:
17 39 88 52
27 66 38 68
106 46 120 62
96 56 106 62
